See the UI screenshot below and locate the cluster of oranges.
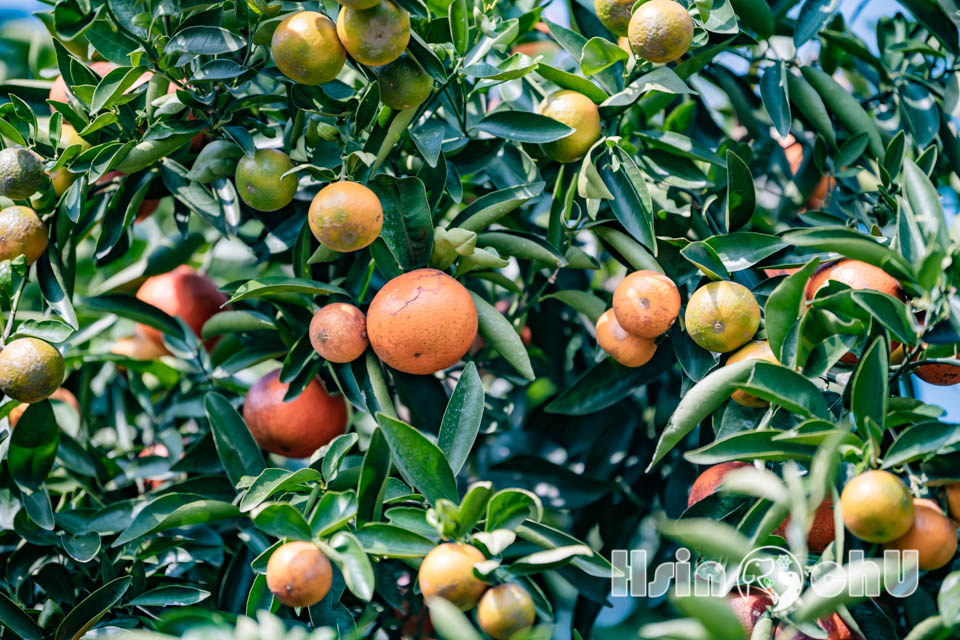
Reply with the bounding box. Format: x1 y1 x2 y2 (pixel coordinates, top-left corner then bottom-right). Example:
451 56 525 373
596 270 680 367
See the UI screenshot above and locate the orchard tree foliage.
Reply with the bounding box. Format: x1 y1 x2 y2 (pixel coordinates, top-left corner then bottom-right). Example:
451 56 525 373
1 0 960 638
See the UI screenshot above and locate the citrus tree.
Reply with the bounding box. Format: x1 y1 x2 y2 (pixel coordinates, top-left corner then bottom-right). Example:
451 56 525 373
0 0 959 638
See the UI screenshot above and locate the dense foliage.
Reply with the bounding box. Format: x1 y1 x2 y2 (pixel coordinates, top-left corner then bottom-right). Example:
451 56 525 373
1 0 960 639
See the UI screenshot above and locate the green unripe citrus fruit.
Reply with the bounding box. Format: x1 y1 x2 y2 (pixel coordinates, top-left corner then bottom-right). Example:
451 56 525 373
375 54 433 110
0 206 47 264
595 0 636 37
0 338 65 403
337 0 410 66
538 90 602 164
628 0 694 63
271 11 346 85
235 149 298 212
684 281 761 353
477 583 537 640
0 148 45 200
417 543 487 610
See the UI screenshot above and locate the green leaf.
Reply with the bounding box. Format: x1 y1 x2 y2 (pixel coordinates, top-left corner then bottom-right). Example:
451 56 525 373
685 431 818 464
580 37 629 75
657 515 754 562
475 111 574 144
427 598 484 640
368 175 434 271
737 362 829 418
204 393 266 487
8 401 59 491
760 61 790 137
486 488 543 531
939 572 960 627
786 70 836 148
851 338 888 449
438 362 484 475
356 428 391 526
449 0 469 55
253 503 313 540
794 0 842 47
673 593 746 640
547 348 673 415
903 158 950 249
0 592 42 640
164 26 247 55
541 290 607 324
326 531 374 602
883 422 960 468
55 576 132 640
451 182 546 232
725 150 755 232
536 64 609 104
470 292 535 380
90 66 149 111
127 586 211 607
82 294 182 339
227 277 348 304
355 523 436 558
765 260 819 364
112 495 240 546
239 468 323 512
509 545 592 575
595 148 657 252
647 360 757 471
801 66 884 160
782 227 914 282
376 414 458 505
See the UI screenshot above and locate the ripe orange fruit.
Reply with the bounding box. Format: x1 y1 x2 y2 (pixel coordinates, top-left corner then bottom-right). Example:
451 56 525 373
687 461 750 507
627 0 693 64
684 281 761 353
595 0 635 37
0 148 45 201
914 344 960 386
266 541 334 608
309 303 369 363
243 369 347 459
805 260 905 301
773 496 836 553
376 54 433 111
235 149 298 212
726 590 772 635
308 181 383 252
110 331 172 361
612 270 681 338
595 309 657 367
0 338 65 403
840 470 914 543
271 11 346 85
884 498 958 571
476 583 536 640
783 139 834 210
417 543 487 610
336 0 410 66
725 341 778 407
8 386 79 428
135 265 229 348
946 484 960 522
0 206 47 265
775 613 863 640
366 269 478 375
538 90 602 163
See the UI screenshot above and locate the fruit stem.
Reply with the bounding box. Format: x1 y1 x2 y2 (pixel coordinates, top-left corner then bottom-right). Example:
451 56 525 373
0 273 29 347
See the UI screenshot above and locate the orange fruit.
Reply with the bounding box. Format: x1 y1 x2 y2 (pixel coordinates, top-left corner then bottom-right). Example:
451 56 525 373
684 281 761 353
266 541 334 607
8 387 79 428
309 303 369 363
687 461 751 507
235 149 298 212
783 139 834 210
595 0 636 37
135 265 229 348
726 590 772 635
805 260 905 302
0 206 47 265
417 543 487 610
476 583 536 640
366 269 478 375
308 181 383 252
776 614 863 640
725 341 778 407
271 11 346 85
914 344 960 386
538 90 602 163
375 54 433 111
773 496 836 553
840 470 914 543
243 369 347 459
110 331 172 361
627 0 693 64
336 0 410 67
946 484 960 522
595 309 657 367
612 270 681 338
0 338 65 403
884 498 958 571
